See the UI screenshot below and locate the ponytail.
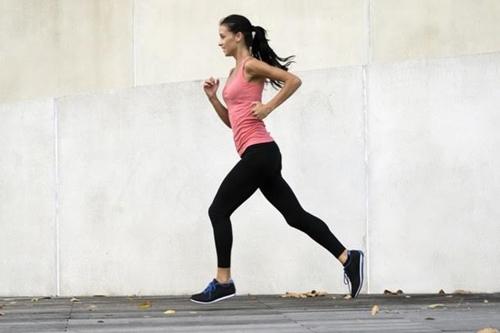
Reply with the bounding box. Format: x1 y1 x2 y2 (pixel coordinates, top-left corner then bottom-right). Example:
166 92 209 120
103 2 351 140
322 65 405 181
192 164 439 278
220 14 296 90
251 25 296 90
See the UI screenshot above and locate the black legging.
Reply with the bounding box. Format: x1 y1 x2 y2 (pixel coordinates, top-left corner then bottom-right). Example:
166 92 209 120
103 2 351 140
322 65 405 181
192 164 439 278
208 141 346 268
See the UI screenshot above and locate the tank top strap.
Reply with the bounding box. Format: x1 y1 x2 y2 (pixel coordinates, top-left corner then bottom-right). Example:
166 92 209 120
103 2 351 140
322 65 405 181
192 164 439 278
239 56 253 75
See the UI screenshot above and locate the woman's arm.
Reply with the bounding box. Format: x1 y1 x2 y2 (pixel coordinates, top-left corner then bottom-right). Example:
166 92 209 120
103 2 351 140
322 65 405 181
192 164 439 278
208 95 231 129
245 59 302 117
203 73 232 129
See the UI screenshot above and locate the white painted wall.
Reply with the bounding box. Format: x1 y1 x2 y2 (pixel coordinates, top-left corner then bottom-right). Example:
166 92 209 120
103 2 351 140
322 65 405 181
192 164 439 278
1 1 500 296
0 99 56 295
368 53 500 293
7 66 366 296
1 52 499 296
2 0 500 103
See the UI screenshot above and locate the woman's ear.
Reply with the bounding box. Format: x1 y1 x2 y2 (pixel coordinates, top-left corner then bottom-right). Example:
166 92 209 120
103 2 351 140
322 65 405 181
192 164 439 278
235 31 243 42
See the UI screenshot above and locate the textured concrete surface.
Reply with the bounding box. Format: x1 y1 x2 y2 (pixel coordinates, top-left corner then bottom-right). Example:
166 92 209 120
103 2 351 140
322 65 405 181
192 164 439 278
3 0 500 103
0 293 499 332
372 0 500 63
368 52 500 293
0 98 56 296
0 0 133 104
135 0 367 85
54 65 366 297
2 51 500 296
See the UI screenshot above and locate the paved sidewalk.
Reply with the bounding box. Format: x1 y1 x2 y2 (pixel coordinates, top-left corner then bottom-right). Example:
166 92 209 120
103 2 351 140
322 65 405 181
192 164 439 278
1 292 499 332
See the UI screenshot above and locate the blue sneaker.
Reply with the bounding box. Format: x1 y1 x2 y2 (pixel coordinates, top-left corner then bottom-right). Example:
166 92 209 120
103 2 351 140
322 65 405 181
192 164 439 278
190 278 236 304
343 250 365 298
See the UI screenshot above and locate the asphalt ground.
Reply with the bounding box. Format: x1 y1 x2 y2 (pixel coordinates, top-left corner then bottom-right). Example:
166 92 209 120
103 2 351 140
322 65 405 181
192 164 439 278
1 292 499 332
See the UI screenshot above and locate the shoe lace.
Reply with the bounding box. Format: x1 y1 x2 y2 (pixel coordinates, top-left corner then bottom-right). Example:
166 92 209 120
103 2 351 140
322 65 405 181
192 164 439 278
203 280 217 295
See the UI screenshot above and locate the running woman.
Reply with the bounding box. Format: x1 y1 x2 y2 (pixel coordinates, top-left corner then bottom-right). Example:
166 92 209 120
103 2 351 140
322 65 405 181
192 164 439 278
190 14 364 304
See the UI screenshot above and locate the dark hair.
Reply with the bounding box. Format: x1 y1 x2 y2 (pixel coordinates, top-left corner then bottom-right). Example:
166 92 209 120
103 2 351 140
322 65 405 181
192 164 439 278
219 14 296 90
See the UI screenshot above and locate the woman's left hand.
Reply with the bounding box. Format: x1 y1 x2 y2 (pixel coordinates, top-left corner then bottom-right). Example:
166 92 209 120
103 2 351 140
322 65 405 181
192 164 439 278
250 102 273 120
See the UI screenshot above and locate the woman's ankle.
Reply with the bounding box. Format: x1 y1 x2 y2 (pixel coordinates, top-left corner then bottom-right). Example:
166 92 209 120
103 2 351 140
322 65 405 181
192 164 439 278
216 268 231 284
338 249 349 266
216 274 231 283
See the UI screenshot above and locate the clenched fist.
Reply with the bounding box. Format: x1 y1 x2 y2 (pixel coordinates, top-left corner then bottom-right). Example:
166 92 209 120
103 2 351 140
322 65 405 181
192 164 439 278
203 77 219 99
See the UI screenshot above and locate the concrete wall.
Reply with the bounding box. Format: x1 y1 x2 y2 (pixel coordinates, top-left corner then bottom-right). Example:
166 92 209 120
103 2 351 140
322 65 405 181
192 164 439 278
1 1 500 296
368 53 500 293
0 99 56 296
1 66 367 296
3 0 499 104
0 0 134 104
1 52 499 296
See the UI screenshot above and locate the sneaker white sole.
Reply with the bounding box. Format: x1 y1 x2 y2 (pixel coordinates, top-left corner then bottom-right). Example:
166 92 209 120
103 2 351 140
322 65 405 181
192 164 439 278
190 293 236 305
353 251 364 298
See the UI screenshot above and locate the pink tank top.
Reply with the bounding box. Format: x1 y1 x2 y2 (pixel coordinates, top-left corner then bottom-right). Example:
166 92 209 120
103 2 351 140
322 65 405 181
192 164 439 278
222 56 274 156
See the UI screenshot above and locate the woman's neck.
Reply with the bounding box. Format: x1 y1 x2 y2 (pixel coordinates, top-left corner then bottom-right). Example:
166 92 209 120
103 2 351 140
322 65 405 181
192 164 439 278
234 51 252 66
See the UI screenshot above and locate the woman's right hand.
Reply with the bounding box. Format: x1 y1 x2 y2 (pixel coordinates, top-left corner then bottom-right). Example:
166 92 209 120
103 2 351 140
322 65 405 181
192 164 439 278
203 77 219 99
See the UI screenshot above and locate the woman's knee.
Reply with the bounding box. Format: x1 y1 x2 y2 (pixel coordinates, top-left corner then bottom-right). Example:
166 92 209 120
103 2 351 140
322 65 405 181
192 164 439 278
208 203 229 224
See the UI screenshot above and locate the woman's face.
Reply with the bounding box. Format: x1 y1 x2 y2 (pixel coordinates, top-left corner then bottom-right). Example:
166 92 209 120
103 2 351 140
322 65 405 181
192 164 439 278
218 24 240 57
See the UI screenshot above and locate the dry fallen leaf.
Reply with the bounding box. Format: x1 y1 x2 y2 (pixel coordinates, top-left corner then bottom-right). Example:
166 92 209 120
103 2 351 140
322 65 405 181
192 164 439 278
164 309 176 315
371 305 380 316
305 290 327 297
281 290 326 298
70 297 80 303
384 289 404 295
88 305 97 311
138 300 152 309
476 328 499 333
454 289 472 295
428 304 445 309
